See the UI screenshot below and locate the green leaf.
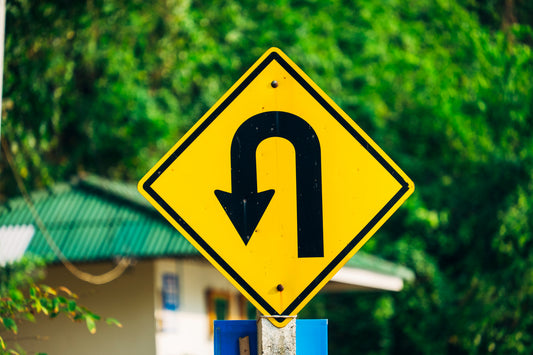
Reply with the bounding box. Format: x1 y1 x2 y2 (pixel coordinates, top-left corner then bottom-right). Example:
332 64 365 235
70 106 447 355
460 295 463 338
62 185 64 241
24 312 36 323
52 297 59 313
8 289 24 302
39 298 51 314
85 316 96 334
40 285 57 296
2 317 18 334
105 317 123 328
0 335 5 350
68 300 77 313
33 298 43 314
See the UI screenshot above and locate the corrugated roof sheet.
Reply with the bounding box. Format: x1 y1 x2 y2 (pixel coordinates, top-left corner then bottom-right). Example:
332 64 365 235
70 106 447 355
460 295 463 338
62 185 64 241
0 176 197 263
0 175 413 281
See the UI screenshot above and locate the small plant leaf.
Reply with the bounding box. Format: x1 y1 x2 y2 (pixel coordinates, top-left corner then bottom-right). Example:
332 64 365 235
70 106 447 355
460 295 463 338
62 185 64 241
24 312 36 322
2 317 18 334
40 285 57 296
58 286 72 296
8 289 24 302
105 318 123 328
85 316 96 334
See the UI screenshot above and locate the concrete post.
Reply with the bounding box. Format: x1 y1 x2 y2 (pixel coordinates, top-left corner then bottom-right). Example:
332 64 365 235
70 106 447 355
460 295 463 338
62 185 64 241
257 316 296 355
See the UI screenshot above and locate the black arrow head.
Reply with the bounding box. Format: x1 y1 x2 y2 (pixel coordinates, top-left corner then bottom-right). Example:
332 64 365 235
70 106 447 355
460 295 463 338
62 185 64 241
214 189 275 245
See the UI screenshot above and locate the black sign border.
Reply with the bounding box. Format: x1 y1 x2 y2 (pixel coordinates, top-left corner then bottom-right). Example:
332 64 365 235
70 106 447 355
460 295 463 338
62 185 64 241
143 50 411 324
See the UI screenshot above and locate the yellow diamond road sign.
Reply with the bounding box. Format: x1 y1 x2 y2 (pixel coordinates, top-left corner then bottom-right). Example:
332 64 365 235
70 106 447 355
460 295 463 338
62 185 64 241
138 47 414 327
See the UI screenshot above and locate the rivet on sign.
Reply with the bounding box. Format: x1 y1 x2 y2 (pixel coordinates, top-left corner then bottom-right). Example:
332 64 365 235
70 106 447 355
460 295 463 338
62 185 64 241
276 284 284 292
271 80 279 88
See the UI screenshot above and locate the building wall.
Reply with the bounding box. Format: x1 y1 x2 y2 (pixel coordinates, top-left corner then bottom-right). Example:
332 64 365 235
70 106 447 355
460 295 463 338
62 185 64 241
154 258 245 355
11 260 157 355
5 257 400 355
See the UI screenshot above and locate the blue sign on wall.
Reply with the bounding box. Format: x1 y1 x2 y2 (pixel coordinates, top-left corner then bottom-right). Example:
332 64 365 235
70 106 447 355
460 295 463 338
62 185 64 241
162 273 179 311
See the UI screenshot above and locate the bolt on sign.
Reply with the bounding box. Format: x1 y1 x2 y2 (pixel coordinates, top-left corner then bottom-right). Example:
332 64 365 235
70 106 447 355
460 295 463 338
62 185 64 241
138 48 414 327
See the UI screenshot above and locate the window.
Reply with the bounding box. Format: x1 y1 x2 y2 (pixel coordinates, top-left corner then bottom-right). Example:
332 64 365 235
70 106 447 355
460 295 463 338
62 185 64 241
206 290 230 336
238 294 257 320
214 297 229 320
206 289 250 336
245 301 257 320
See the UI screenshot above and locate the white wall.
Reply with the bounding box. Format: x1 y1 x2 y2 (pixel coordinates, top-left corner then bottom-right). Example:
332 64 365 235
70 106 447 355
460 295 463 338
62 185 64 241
9 261 157 355
154 258 243 355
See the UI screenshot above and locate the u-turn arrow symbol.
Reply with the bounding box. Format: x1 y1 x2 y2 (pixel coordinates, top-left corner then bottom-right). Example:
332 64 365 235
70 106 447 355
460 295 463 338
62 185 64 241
215 111 324 258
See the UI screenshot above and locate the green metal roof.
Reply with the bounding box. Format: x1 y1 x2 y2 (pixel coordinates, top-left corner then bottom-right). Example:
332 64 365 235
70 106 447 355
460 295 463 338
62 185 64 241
0 176 197 262
0 175 413 281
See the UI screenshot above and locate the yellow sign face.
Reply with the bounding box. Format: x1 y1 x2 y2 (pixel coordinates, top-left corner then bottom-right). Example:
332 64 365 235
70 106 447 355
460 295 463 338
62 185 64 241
139 48 414 327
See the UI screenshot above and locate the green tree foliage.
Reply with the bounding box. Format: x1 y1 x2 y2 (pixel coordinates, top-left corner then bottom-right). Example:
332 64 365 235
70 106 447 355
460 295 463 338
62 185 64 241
2 0 533 353
0 257 121 355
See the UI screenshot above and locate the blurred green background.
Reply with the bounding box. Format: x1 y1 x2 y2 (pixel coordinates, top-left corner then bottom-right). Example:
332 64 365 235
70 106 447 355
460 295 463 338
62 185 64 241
2 0 533 353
